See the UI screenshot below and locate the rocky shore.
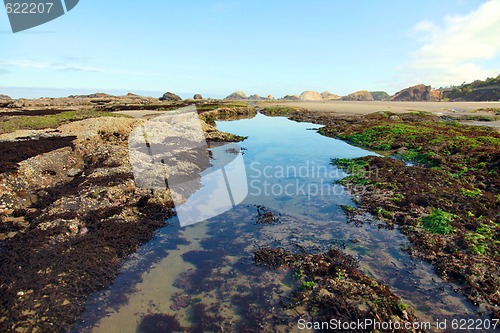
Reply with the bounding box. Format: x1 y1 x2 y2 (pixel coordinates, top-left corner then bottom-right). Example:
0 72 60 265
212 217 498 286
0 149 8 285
260 106 500 319
2 94 498 331
0 97 250 332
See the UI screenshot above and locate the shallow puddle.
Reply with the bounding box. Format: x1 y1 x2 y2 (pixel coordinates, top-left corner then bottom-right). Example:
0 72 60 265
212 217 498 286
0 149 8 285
73 114 488 332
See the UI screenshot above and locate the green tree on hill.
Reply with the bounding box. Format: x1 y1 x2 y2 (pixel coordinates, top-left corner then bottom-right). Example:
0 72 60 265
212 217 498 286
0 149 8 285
443 74 500 101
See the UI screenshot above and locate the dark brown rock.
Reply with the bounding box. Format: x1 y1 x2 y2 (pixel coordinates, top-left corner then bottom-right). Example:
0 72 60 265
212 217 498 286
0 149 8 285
391 84 442 101
193 94 203 100
159 92 182 101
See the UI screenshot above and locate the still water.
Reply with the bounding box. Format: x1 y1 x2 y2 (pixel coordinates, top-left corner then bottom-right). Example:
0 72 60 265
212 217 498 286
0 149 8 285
73 114 483 332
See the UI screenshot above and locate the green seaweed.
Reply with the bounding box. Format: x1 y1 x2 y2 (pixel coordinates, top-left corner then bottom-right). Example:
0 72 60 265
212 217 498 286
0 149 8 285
421 209 456 235
301 281 315 290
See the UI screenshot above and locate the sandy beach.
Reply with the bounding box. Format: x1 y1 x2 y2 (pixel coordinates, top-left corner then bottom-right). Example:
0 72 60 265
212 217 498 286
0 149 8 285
256 100 500 128
111 100 500 128
257 100 500 115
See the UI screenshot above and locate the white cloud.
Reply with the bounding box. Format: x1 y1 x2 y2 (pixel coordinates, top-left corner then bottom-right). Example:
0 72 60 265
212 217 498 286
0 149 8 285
403 0 500 87
412 20 436 33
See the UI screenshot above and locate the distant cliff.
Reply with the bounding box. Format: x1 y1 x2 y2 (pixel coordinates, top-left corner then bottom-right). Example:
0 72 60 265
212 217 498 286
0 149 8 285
441 75 500 101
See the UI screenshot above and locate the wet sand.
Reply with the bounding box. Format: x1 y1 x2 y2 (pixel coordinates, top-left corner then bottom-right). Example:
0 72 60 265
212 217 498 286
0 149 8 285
257 100 500 116
114 101 500 128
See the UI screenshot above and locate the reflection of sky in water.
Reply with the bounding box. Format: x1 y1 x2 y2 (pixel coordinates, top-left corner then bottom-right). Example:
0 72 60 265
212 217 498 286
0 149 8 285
176 147 247 227
217 114 374 160
216 114 377 210
175 169 233 226
174 113 376 227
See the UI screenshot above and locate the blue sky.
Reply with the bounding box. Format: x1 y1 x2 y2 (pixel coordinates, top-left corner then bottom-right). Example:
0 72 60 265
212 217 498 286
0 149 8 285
1 0 499 99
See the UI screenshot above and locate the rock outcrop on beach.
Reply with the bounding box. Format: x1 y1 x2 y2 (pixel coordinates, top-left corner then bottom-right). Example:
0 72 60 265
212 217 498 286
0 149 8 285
159 92 182 101
225 91 247 100
321 91 341 100
370 91 391 101
193 94 203 100
299 91 323 101
0 116 176 332
0 95 12 107
281 94 300 100
248 94 261 100
341 90 374 101
391 84 441 101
